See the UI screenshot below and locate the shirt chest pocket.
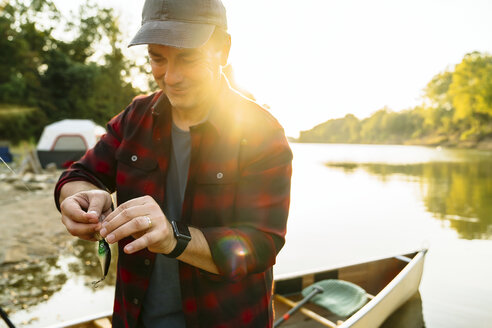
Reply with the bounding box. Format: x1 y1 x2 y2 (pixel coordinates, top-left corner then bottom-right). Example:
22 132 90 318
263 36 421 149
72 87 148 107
115 147 161 199
191 168 239 226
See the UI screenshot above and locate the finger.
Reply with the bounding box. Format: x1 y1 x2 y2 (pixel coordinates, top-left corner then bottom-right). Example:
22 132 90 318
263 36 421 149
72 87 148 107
101 203 148 236
103 196 149 223
61 197 96 224
104 215 153 244
124 231 158 254
85 192 112 222
62 214 100 237
84 211 101 223
94 210 111 232
102 208 113 219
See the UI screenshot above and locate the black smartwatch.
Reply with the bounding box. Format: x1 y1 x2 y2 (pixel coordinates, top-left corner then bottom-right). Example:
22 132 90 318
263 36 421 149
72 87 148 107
165 220 192 258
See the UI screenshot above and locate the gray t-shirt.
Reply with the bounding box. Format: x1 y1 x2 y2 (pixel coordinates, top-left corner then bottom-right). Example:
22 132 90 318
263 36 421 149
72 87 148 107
140 122 191 328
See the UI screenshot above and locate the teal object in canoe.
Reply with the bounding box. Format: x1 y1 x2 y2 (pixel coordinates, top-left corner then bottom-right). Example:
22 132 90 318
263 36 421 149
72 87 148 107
302 279 368 317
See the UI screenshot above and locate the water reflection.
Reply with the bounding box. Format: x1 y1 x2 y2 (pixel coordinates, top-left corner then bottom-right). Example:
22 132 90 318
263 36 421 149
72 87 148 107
325 161 492 239
66 239 118 286
380 291 425 328
0 257 66 315
0 239 117 317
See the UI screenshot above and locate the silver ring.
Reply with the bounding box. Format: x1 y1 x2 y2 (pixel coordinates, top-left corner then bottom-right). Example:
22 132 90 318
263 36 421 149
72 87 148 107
144 216 152 229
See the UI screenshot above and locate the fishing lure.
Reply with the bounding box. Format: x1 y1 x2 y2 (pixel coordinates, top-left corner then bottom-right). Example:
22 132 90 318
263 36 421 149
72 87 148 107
92 212 113 288
92 194 115 288
92 237 111 288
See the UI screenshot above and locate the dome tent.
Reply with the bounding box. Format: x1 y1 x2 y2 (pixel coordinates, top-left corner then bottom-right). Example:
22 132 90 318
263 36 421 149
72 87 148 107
37 119 106 168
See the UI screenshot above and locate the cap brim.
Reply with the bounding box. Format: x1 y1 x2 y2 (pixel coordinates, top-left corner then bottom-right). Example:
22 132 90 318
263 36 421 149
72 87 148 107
128 20 215 48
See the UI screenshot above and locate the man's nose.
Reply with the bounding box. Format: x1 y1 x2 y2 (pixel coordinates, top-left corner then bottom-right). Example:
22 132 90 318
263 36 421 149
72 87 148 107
164 63 183 86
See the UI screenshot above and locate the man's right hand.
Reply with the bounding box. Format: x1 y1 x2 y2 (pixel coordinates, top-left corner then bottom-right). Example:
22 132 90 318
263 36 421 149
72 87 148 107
60 190 113 241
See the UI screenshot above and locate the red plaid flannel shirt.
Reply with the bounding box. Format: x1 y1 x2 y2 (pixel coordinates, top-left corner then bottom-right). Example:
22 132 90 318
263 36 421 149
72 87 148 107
55 81 293 327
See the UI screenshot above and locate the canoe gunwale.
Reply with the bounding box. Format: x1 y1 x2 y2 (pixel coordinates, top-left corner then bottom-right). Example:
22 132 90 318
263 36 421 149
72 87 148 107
274 248 426 282
337 249 427 327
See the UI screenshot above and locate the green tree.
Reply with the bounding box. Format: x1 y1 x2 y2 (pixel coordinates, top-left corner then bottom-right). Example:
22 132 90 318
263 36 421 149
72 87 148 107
298 114 360 143
423 70 455 134
292 52 492 146
39 2 140 123
449 52 492 140
360 108 389 143
425 70 454 112
0 0 59 106
0 0 140 142
358 107 424 144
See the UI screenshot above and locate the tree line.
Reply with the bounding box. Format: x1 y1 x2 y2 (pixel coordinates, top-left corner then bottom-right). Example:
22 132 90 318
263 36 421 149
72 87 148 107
0 0 142 144
298 51 492 147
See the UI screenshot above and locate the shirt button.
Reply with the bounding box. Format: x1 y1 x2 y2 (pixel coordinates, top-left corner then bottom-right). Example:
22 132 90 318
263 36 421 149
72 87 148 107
144 259 151 266
216 172 223 179
133 298 139 305
131 155 138 162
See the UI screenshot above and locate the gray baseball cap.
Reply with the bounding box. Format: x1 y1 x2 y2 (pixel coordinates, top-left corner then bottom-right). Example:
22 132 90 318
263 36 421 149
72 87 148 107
129 0 227 48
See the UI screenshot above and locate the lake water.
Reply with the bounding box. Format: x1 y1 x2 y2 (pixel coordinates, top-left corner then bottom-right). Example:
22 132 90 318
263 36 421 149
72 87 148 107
276 143 492 328
3 143 492 327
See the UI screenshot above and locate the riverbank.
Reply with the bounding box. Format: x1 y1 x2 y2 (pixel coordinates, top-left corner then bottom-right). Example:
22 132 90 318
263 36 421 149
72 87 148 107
293 136 492 150
0 170 72 265
0 168 84 317
403 134 492 150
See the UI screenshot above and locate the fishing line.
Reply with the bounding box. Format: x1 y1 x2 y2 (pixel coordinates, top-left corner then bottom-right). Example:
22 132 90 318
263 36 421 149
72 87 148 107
0 156 32 192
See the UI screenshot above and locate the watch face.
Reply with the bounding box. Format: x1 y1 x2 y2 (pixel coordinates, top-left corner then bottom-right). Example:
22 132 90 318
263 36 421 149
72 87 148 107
172 221 192 241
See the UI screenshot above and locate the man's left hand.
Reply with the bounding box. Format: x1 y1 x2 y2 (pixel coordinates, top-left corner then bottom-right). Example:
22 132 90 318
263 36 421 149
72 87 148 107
99 195 177 255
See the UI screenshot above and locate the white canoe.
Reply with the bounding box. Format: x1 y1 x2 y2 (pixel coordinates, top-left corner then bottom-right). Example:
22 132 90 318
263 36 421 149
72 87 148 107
273 249 427 328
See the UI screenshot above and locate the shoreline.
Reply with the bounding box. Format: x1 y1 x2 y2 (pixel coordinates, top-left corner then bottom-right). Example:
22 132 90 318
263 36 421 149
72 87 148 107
291 137 492 151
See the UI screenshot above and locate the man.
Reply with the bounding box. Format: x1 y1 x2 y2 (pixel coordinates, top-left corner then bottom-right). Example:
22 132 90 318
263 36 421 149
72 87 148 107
54 0 292 327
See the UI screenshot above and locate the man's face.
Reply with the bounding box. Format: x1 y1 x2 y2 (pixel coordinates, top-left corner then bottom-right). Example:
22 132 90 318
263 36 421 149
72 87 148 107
148 41 224 111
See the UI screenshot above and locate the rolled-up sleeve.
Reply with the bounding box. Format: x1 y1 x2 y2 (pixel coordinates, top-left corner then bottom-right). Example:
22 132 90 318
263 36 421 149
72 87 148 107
201 127 293 281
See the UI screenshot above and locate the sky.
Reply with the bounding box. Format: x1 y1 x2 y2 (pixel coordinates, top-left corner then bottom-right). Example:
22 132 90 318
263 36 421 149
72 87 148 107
53 0 492 137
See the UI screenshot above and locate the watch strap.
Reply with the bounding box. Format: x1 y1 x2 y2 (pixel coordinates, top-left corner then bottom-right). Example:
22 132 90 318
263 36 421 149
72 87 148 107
164 221 191 258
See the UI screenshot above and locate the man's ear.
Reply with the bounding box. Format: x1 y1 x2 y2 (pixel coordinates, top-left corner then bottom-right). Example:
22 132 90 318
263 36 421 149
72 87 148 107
219 34 231 66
